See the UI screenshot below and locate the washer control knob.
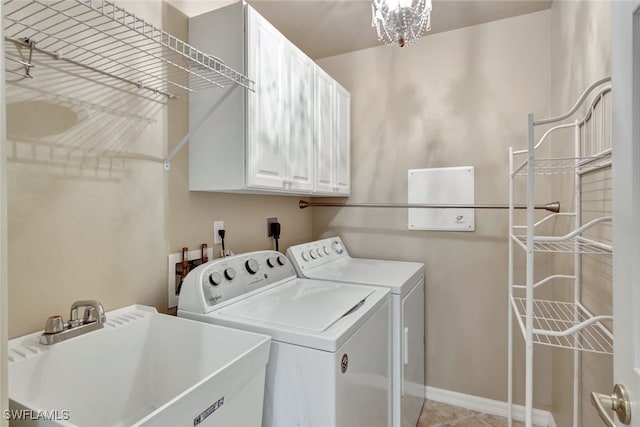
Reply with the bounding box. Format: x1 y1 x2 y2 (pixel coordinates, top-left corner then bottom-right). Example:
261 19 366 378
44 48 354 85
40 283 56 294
323 246 330 255
316 248 324 257
245 259 259 274
333 241 344 254
301 251 309 262
208 272 222 286
277 255 286 266
224 267 236 281
267 257 277 268
309 250 317 260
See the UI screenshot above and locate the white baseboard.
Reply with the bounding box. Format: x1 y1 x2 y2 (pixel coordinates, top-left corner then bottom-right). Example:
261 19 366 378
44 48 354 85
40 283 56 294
425 386 556 427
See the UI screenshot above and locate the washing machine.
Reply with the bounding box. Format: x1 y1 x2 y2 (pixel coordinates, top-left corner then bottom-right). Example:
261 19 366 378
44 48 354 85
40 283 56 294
287 236 425 427
178 250 391 427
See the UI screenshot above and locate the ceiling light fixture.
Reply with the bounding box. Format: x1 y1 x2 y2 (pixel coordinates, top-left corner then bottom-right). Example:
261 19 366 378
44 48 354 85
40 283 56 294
371 0 432 47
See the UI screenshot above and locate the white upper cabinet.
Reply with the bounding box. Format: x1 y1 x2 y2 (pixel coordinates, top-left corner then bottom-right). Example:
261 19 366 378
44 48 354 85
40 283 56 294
314 67 336 194
188 3 348 196
283 43 315 192
314 67 351 195
246 7 287 189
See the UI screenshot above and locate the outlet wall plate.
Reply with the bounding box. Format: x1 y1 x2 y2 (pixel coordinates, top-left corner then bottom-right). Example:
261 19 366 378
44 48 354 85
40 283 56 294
167 247 213 309
213 220 224 244
267 217 278 237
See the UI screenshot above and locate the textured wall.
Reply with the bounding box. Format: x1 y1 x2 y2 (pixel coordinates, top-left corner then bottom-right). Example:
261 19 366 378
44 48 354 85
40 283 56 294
316 11 552 405
5 1 312 338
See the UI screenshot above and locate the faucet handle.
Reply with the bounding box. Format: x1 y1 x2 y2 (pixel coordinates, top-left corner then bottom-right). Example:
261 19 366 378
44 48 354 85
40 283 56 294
44 315 65 334
83 307 94 323
83 306 106 324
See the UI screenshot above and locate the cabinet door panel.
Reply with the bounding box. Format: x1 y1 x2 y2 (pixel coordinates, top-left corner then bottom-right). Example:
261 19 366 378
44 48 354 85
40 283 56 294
247 8 286 189
314 67 335 193
285 45 314 192
335 83 351 195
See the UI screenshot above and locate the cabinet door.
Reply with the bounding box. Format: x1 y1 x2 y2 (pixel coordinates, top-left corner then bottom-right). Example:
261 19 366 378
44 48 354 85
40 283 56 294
284 44 314 192
314 66 336 194
246 7 287 189
334 83 351 195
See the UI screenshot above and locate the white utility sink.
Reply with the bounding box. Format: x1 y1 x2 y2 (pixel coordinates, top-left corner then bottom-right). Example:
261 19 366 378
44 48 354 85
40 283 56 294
8 305 271 426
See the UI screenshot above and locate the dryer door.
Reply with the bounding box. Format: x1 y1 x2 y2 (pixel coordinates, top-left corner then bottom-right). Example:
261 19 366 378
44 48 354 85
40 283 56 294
401 279 425 427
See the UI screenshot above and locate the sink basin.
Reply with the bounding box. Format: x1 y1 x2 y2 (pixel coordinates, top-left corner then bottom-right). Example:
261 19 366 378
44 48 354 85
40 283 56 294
8 305 271 426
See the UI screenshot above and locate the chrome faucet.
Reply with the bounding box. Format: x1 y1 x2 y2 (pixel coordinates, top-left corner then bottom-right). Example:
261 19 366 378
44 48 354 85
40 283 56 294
39 300 106 345
70 300 106 327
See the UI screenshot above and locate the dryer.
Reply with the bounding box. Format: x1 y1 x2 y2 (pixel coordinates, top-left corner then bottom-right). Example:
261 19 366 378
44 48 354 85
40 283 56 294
178 250 391 427
287 237 424 427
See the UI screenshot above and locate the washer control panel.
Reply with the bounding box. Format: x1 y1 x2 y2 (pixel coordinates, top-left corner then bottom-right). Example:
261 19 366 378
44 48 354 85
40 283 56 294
286 236 350 272
178 251 295 312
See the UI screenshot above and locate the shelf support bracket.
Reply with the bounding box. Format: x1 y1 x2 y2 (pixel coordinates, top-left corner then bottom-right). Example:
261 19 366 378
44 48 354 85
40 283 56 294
163 83 239 172
4 37 36 78
22 37 35 77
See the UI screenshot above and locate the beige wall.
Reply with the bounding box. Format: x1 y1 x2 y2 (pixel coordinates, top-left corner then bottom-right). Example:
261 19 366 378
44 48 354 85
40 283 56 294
548 1 612 426
5 1 311 339
317 11 552 405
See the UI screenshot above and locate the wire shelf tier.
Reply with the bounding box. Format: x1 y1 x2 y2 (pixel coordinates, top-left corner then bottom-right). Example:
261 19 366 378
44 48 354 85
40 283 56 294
512 235 612 254
3 0 254 98
511 297 613 355
514 154 611 176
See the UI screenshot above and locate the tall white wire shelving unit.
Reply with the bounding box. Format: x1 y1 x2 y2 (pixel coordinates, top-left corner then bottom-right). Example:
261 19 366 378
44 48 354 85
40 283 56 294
508 78 613 427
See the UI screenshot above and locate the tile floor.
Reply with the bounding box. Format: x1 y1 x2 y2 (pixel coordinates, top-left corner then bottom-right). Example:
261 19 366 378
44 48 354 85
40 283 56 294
416 400 543 427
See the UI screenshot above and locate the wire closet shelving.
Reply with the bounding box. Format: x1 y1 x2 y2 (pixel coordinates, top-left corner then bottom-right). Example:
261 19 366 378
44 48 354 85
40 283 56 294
507 77 613 427
2 0 254 98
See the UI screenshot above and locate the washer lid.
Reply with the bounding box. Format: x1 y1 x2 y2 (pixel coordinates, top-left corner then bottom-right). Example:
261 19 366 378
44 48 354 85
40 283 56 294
302 258 424 296
218 280 374 332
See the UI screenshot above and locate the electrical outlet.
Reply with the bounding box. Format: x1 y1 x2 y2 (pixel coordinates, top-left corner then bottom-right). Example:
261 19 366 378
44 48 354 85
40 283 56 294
267 217 278 237
214 220 224 244
167 247 214 309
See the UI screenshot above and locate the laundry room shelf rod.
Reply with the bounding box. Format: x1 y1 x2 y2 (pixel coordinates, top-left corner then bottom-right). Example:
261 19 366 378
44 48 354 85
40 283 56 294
2 0 254 98
298 200 561 212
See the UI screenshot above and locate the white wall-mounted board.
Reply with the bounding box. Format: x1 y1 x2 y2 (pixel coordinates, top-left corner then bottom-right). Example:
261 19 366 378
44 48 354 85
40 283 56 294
407 167 475 232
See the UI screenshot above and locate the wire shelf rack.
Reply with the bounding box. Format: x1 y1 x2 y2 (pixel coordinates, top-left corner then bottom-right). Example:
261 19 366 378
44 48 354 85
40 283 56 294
514 154 611 176
512 235 612 254
511 297 613 355
3 0 254 98
508 78 613 427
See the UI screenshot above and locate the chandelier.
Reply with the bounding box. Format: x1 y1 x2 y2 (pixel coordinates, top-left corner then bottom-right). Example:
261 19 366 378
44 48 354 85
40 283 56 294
371 0 432 47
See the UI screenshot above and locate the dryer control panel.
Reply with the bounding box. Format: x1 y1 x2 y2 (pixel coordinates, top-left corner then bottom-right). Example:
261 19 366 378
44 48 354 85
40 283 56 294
178 251 296 314
286 236 351 273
